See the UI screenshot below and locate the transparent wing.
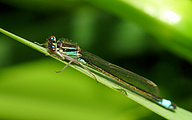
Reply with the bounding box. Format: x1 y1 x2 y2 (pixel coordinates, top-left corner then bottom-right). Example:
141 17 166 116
80 50 159 96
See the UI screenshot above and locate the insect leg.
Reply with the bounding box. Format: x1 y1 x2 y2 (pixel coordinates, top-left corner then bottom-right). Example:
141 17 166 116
79 62 98 82
34 42 46 46
56 60 73 73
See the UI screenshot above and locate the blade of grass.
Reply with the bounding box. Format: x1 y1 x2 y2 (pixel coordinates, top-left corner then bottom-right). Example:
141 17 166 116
0 28 191 119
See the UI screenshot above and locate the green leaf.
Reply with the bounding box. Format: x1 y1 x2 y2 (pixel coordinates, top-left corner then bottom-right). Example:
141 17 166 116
85 0 192 62
1 28 191 120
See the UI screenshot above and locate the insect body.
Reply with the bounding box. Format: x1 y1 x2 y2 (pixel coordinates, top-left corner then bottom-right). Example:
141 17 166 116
40 36 176 110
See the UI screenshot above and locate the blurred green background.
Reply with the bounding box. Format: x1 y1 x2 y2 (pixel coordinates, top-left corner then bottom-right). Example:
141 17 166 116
0 0 192 120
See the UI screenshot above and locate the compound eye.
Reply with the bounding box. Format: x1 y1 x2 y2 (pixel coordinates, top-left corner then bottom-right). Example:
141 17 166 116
48 36 56 43
52 44 56 50
48 44 56 53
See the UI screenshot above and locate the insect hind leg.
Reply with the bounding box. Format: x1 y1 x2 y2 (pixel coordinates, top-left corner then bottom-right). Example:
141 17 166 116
79 62 98 83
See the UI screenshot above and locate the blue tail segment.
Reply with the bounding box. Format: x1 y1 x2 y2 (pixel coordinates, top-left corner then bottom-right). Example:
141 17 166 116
158 99 176 109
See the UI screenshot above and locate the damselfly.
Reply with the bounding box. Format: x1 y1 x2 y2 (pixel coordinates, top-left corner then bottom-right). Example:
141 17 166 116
37 36 176 110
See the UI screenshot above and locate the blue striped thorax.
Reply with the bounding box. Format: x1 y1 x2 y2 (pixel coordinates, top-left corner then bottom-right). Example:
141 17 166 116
47 36 82 58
